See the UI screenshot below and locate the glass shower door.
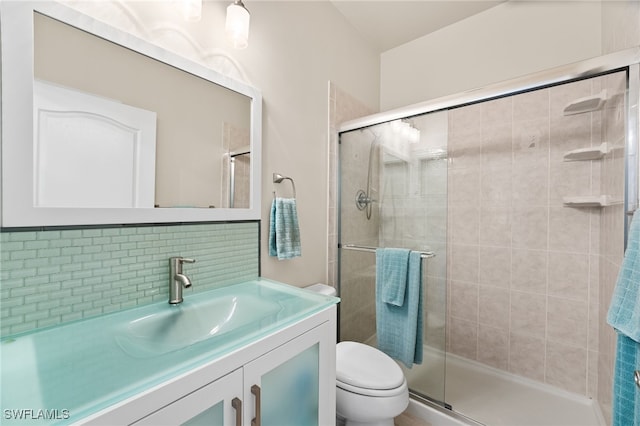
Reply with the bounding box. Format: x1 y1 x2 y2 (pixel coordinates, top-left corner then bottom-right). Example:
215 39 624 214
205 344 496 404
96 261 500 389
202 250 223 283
338 111 449 408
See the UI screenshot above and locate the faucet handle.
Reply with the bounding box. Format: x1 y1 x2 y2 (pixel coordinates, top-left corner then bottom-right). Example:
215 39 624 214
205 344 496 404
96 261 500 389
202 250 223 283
180 258 196 264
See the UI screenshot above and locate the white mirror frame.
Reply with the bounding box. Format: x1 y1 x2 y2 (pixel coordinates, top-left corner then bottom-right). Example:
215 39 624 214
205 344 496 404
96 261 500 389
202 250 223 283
0 1 262 228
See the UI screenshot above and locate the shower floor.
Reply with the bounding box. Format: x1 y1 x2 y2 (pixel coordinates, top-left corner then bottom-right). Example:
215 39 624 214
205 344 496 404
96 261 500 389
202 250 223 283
403 351 605 426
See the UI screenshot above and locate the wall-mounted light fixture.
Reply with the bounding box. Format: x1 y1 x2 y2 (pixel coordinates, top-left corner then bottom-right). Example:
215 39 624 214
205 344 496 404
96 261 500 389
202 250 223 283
180 0 202 22
225 0 250 49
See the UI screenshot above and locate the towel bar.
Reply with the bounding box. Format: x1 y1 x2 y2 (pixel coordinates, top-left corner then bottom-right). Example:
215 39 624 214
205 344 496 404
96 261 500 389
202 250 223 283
273 173 296 199
341 244 435 259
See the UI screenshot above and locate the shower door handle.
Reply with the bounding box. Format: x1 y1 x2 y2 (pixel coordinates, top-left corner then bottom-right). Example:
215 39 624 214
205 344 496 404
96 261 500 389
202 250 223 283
635 370 639 389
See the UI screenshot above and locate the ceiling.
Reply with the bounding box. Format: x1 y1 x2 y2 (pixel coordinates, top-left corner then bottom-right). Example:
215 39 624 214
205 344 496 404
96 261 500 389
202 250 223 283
330 0 506 52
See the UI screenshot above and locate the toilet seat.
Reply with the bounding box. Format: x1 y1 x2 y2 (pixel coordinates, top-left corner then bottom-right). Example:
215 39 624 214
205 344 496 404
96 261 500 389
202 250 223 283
337 376 408 398
336 341 406 397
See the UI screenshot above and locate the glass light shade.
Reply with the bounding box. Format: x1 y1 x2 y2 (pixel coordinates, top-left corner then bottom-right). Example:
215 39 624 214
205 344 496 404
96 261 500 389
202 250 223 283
226 1 250 49
180 0 202 22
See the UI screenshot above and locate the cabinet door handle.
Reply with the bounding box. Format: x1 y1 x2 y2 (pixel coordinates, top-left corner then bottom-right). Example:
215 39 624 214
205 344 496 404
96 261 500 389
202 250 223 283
231 397 242 426
251 384 261 426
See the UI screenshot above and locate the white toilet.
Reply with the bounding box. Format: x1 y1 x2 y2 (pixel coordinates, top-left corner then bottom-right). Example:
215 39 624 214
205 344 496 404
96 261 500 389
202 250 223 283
336 341 409 426
303 284 409 426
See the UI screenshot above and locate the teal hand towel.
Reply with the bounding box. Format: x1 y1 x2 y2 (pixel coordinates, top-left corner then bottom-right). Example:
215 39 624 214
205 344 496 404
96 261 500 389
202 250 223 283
269 197 301 260
376 249 423 368
607 211 640 342
378 248 410 306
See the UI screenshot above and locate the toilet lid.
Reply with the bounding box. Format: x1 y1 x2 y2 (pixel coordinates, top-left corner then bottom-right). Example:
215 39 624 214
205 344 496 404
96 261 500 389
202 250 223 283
336 341 404 390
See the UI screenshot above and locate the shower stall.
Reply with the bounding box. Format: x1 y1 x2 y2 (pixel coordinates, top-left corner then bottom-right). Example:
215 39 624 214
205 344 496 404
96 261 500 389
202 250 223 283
337 49 639 425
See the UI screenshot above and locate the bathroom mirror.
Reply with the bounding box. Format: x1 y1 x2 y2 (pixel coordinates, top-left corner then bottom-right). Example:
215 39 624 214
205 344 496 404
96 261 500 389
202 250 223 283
0 1 262 227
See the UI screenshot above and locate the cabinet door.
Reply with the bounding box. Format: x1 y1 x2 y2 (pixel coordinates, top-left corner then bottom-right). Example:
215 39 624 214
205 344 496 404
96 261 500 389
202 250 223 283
133 369 243 426
243 322 335 426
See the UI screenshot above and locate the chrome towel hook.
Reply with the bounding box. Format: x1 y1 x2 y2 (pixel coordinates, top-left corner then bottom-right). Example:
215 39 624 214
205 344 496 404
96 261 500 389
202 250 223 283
273 173 297 199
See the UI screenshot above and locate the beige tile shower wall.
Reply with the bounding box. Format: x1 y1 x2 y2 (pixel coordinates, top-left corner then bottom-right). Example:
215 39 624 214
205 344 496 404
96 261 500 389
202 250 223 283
597 72 627 423
446 73 625 398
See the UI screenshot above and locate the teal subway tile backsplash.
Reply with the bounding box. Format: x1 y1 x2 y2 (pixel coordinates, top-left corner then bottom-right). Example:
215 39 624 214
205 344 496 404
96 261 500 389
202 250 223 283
0 222 259 337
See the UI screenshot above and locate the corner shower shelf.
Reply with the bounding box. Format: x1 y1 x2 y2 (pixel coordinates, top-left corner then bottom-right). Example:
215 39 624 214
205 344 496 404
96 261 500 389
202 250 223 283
563 142 623 161
563 90 607 116
562 195 622 208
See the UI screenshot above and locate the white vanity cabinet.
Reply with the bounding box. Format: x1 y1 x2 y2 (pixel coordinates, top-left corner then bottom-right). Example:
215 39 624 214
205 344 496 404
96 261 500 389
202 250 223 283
81 306 337 426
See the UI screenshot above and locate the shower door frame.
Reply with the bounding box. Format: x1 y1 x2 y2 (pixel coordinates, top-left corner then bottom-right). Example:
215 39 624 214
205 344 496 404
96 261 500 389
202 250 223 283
337 46 640 413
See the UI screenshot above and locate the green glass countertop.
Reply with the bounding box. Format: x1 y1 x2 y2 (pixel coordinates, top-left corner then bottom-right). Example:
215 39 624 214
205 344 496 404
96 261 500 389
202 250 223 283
0 278 338 425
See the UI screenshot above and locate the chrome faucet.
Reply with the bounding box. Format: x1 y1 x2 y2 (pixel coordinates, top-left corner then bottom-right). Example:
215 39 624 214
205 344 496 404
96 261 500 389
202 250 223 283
169 256 196 304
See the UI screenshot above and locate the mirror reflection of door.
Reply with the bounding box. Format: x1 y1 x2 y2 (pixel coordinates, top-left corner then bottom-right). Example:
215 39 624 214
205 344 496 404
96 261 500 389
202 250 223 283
33 80 157 208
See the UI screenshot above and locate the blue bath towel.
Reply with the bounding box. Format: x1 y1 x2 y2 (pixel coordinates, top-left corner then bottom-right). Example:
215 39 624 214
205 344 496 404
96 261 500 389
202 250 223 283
607 211 640 342
611 333 639 426
269 197 301 260
378 248 410 306
607 210 640 426
376 249 423 368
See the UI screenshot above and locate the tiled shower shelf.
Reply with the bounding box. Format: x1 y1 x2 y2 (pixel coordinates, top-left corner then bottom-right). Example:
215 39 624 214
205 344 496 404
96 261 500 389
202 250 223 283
562 195 622 207
563 90 607 115
563 142 623 161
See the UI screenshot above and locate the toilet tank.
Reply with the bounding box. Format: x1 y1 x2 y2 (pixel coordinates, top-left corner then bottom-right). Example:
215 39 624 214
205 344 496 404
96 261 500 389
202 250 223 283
304 283 337 297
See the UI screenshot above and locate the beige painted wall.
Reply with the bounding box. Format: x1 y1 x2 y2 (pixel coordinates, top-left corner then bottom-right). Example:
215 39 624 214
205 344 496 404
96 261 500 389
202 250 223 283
601 0 640 54
62 0 380 288
379 1 602 110
240 2 380 286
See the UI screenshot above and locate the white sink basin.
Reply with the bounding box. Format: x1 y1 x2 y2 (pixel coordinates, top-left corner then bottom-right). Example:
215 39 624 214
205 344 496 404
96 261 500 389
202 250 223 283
116 293 281 357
